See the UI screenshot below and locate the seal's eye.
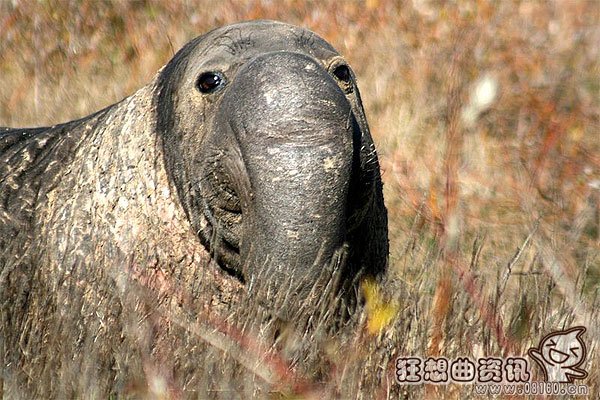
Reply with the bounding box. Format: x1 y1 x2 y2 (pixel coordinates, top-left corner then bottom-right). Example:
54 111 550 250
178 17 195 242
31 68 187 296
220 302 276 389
196 72 225 93
332 64 352 84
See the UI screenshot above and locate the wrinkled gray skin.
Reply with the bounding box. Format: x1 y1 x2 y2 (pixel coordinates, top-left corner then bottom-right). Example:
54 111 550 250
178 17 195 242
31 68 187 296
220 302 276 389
0 21 387 397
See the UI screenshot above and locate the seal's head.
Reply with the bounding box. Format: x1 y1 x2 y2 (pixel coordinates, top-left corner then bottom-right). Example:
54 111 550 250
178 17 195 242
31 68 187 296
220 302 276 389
156 21 387 316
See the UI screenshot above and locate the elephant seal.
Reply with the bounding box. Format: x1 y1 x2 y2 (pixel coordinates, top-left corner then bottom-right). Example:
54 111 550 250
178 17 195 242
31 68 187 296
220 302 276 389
0 20 387 397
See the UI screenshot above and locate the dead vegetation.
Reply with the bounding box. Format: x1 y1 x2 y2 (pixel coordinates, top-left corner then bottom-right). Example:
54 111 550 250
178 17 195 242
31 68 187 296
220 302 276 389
0 0 598 398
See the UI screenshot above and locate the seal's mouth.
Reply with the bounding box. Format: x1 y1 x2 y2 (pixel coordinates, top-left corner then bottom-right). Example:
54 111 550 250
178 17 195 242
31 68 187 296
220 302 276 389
196 164 244 281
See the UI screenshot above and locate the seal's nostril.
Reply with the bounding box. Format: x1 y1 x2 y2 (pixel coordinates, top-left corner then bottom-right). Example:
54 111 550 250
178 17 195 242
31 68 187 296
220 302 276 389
332 65 352 84
196 72 226 93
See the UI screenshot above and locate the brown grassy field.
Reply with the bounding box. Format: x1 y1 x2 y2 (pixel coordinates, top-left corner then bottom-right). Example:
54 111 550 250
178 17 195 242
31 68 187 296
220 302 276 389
1 0 598 398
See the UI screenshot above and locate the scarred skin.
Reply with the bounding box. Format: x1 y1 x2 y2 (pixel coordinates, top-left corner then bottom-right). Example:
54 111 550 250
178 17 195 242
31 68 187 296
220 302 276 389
0 20 387 397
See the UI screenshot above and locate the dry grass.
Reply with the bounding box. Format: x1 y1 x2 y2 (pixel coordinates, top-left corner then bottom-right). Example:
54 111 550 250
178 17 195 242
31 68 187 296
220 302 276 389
1 0 598 398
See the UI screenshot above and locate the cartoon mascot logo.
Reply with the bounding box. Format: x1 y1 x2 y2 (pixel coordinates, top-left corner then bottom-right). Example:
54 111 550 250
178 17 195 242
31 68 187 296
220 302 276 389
528 326 588 383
